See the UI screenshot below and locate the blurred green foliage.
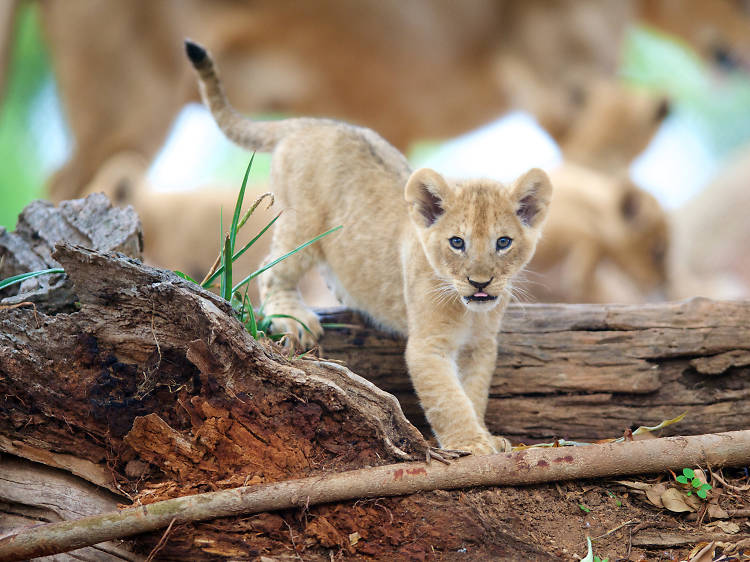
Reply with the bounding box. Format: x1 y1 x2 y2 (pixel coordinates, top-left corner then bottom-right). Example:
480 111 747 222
623 26 750 156
0 3 51 230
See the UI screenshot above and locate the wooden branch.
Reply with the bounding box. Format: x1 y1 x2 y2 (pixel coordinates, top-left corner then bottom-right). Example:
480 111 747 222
318 300 750 441
0 454 140 561
1 430 749 561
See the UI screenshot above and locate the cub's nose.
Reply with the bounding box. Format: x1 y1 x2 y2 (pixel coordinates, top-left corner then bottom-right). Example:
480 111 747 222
467 277 493 291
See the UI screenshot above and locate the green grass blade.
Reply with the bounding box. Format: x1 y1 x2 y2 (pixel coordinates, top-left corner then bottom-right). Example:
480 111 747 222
265 313 313 336
174 270 199 284
233 225 342 293
201 212 282 288
243 291 258 338
230 154 255 260
0 268 65 290
219 207 225 297
221 234 232 302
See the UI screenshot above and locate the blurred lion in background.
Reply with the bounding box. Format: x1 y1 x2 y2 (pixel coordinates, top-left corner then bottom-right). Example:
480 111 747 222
3 0 748 302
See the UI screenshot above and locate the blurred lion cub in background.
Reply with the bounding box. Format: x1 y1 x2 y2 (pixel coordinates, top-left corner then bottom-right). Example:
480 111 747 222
186 40 553 454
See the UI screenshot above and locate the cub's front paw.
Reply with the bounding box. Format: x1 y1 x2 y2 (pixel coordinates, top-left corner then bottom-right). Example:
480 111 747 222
493 435 513 452
268 307 323 350
443 435 497 456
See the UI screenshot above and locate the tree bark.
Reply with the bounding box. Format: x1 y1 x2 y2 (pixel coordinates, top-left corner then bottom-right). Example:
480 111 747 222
318 300 750 442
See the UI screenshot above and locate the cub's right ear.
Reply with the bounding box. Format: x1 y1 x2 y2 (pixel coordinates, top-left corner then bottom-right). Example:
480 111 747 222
405 168 451 227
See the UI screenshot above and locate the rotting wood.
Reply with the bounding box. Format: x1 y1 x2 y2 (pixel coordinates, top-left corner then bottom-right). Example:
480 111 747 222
0 243 428 494
318 299 750 441
1 430 749 561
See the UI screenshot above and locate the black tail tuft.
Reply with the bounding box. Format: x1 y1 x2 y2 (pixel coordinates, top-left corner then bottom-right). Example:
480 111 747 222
184 39 207 66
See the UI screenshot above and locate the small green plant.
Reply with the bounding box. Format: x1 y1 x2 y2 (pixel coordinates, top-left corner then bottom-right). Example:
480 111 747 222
605 490 622 507
186 156 341 342
675 468 712 499
578 503 591 514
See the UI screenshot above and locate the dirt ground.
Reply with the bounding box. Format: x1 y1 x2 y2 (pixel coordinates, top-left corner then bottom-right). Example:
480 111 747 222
131 462 750 561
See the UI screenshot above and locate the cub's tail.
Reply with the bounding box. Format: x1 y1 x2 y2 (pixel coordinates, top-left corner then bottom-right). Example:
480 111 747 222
185 39 300 153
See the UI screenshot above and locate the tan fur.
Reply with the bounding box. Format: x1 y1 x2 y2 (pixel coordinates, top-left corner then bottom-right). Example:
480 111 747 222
189 42 553 454
559 80 670 172
22 0 749 203
669 143 750 299
529 163 669 303
37 0 630 201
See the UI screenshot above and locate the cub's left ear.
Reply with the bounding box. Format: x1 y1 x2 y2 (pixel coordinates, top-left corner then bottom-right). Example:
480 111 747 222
510 168 553 228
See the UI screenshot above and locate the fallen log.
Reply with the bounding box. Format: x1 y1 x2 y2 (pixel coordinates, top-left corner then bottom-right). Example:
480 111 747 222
3 195 750 559
2 430 749 561
318 299 750 441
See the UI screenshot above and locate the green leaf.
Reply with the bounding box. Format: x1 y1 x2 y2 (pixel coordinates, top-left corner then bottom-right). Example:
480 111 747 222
244 297 258 339
676 475 689 484
700 483 712 492
581 537 594 562
696 488 708 499
233 225 343 293
682 468 695 479
221 234 232 302
229 155 255 261
265 313 313 336
578 504 591 514
0 268 65 290
692 478 702 488
174 270 199 284
201 212 281 288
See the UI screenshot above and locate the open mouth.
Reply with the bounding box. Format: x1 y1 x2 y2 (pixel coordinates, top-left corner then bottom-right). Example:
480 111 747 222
464 291 498 303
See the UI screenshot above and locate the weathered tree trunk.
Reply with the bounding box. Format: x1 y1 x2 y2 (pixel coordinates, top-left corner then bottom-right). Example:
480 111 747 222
3 195 750 560
318 299 750 442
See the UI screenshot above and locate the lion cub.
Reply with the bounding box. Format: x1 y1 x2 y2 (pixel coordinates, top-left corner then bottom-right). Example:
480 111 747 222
186 41 552 454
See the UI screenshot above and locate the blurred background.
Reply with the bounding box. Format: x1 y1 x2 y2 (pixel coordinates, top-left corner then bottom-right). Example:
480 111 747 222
1 0 749 305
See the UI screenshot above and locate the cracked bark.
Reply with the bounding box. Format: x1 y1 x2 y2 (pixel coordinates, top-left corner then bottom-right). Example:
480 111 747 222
317 299 750 442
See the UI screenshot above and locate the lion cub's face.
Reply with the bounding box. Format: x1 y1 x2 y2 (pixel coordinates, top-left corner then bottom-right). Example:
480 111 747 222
405 168 552 311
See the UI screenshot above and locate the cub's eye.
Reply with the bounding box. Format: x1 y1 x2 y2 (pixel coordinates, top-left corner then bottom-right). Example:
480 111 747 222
496 237 512 251
449 236 465 250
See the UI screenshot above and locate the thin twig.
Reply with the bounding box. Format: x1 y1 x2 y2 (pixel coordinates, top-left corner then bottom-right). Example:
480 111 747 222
144 518 175 562
200 253 223 287
711 470 750 491
591 519 638 541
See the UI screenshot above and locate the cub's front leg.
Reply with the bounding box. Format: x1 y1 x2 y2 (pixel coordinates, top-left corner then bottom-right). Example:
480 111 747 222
457 336 512 452
405 333 497 455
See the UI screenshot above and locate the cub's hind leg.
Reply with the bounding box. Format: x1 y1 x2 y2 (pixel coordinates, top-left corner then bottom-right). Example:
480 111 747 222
259 210 324 349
